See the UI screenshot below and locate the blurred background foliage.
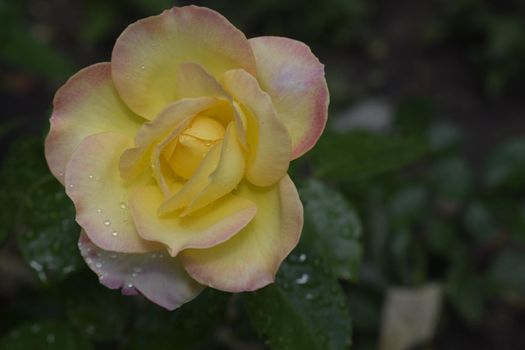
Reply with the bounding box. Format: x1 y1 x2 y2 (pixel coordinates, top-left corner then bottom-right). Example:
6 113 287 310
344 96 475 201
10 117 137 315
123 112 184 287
1 0 525 349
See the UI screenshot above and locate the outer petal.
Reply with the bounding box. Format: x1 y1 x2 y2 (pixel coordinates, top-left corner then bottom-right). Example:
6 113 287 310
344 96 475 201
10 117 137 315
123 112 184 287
45 63 143 184
112 5 256 119
249 36 329 159
222 69 291 187
129 186 256 256
180 175 303 292
65 132 161 253
79 233 203 311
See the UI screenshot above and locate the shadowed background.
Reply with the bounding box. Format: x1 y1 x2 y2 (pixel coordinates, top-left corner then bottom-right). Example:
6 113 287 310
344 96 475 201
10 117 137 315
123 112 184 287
1 0 525 349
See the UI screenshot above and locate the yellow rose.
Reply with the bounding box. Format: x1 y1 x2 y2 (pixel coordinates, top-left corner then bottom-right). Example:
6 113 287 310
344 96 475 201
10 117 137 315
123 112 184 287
45 5 328 310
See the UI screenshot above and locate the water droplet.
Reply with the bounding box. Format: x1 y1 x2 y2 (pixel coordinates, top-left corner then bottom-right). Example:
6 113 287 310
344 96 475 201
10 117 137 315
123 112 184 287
295 273 309 285
132 273 137 278
46 333 55 344
112 231 118 237
104 219 111 226
58 172 64 177
119 202 127 209
88 175 94 179
299 253 307 262
68 184 74 188
96 208 102 213
140 65 145 70
127 283 134 288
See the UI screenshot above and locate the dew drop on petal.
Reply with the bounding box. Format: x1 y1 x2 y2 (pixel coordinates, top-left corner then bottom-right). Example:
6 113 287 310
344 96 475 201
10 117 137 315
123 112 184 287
96 208 102 214
127 283 134 288
299 253 307 262
104 220 111 226
88 175 94 180
119 202 127 209
112 231 118 237
296 273 309 285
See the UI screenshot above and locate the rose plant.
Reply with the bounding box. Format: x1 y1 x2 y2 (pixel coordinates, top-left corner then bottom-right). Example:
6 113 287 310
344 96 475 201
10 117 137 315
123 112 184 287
45 5 328 310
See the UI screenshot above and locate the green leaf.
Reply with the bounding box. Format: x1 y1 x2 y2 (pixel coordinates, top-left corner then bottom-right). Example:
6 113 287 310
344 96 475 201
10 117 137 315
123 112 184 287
485 138 525 191
300 179 362 280
17 175 83 284
308 132 427 182
463 201 499 244
0 320 92 350
429 156 472 201
488 249 525 294
126 289 230 350
388 185 428 227
63 272 129 342
426 121 463 153
244 247 352 350
0 138 49 245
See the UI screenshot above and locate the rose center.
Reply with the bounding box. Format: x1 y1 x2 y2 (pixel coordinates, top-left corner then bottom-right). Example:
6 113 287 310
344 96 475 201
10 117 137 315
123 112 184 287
169 116 225 179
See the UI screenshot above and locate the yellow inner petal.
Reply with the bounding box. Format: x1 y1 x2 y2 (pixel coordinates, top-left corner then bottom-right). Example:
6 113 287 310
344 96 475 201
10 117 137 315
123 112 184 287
168 116 226 179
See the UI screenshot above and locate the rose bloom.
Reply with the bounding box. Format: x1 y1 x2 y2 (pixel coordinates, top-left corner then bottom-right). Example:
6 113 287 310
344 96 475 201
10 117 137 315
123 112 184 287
45 6 328 310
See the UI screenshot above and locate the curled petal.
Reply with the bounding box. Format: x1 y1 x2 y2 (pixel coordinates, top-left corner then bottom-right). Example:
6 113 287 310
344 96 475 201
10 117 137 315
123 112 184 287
158 140 222 215
79 233 203 310
180 175 303 292
112 5 256 119
65 132 160 253
119 97 216 181
45 63 143 184
222 69 291 187
183 123 245 215
129 186 256 256
249 36 328 158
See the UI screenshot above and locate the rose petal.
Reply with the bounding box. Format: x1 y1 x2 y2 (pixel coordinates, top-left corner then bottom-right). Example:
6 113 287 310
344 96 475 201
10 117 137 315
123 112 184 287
119 97 217 181
45 63 143 184
174 62 229 99
183 123 245 215
65 132 160 253
222 69 291 187
78 233 203 310
129 185 256 256
249 36 328 159
180 175 303 292
158 140 222 215
112 5 256 119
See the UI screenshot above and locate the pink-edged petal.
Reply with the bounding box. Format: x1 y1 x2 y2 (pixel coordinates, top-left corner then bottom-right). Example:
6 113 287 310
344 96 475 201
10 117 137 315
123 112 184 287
119 97 216 181
183 123 245 215
111 5 256 119
45 63 143 184
65 131 161 253
180 175 303 292
222 69 291 187
129 185 256 256
249 36 329 159
79 233 203 310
